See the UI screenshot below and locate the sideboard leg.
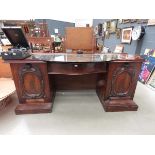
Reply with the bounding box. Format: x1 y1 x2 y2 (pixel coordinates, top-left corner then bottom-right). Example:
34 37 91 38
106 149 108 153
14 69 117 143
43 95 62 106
15 102 53 115
102 99 138 112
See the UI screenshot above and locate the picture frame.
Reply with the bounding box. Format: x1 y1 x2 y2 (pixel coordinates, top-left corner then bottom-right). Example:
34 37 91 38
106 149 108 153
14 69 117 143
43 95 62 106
105 30 110 39
142 19 148 23
94 26 98 35
137 19 148 24
103 22 107 32
121 27 133 44
113 44 124 53
106 21 111 29
147 19 155 26
54 28 58 33
116 28 121 39
109 20 117 33
118 19 123 24
138 49 155 84
139 61 155 84
130 19 137 23
147 69 155 91
102 27 105 37
103 21 111 32
122 19 131 24
98 23 103 36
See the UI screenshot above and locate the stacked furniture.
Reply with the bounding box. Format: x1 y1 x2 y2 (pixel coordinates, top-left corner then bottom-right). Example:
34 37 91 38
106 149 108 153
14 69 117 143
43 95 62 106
139 49 155 90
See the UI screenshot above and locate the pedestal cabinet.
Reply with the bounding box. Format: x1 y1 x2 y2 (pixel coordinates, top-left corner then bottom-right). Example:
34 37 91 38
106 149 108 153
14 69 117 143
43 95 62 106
102 61 142 112
10 61 53 114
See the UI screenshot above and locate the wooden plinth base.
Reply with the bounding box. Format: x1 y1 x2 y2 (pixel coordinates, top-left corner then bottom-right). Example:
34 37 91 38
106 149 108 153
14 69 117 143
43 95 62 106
15 103 52 115
103 99 138 112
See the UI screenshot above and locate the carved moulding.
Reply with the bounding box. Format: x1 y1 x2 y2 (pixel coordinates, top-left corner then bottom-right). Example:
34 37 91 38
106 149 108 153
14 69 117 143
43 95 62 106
110 64 137 97
19 63 45 100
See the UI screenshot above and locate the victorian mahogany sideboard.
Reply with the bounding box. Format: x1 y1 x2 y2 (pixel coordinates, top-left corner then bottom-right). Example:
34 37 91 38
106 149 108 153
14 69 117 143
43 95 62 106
5 53 143 114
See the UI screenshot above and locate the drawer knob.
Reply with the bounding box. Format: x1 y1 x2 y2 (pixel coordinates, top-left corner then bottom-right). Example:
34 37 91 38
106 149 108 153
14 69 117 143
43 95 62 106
74 64 78 67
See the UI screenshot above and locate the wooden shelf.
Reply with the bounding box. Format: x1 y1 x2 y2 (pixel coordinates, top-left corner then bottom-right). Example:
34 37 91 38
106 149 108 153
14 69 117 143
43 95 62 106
48 70 106 75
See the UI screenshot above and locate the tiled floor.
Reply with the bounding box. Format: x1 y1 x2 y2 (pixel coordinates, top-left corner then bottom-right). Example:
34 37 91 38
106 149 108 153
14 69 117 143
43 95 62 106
0 82 155 135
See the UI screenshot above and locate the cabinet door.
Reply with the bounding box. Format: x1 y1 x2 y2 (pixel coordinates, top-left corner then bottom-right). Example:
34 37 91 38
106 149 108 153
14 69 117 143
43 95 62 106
10 62 51 103
20 63 45 100
105 62 142 99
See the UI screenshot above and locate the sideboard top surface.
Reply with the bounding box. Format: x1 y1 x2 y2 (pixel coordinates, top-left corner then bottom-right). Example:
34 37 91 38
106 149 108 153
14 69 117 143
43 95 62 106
4 53 144 63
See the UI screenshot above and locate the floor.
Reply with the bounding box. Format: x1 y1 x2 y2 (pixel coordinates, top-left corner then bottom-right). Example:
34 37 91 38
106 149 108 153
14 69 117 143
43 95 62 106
0 82 155 135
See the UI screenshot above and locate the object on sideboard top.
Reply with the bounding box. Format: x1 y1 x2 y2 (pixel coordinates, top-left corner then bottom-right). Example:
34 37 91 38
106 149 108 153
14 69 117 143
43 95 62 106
101 47 110 53
1 26 31 60
66 49 72 53
1 26 30 48
77 50 83 54
113 44 124 53
1 49 31 60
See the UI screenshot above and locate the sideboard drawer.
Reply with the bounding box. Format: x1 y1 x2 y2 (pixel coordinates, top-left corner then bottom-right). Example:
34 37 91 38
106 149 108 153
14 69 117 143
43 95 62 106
48 62 106 75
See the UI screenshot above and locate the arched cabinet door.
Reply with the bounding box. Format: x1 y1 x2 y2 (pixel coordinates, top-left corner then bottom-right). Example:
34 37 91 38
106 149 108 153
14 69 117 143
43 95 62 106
19 63 44 99
10 62 51 104
105 62 142 99
110 64 136 97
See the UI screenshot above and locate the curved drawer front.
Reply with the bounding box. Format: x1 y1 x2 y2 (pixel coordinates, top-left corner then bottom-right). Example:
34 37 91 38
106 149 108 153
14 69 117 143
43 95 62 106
48 62 106 75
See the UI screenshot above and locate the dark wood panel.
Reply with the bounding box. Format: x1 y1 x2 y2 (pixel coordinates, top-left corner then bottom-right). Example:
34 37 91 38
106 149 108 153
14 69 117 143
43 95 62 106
52 74 102 90
114 71 132 94
10 63 52 104
48 62 106 75
23 73 41 94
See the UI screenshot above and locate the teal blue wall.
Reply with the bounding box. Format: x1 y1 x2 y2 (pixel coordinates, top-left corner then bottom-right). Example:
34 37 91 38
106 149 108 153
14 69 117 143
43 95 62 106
35 19 75 36
93 19 155 55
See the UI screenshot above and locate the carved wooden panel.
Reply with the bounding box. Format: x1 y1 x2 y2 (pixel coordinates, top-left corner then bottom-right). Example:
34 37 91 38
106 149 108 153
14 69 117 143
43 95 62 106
104 62 143 100
10 62 52 104
110 64 136 97
19 63 45 99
